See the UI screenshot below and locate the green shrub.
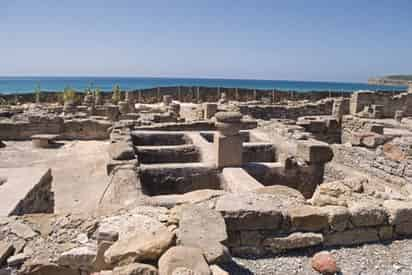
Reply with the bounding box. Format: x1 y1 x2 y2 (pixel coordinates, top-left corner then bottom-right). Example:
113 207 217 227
112 84 122 104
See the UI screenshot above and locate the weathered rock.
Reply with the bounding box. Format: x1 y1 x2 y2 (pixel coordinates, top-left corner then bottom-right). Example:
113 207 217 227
288 206 329 232
112 263 158 275
383 200 412 225
158 246 211 275
108 142 135 161
311 251 338 275
58 246 97 270
0 241 14 265
310 177 366 207
253 185 305 202
177 205 229 264
9 222 37 239
104 228 175 265
395 221 412 236
296 140 333 163
349 201 387 227
215 193 283 231
20 261 81 275
0 141 5 148
171 267 199 275
262 232 323 253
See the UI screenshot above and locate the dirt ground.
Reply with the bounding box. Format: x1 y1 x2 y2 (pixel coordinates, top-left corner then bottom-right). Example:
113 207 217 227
0 140 110 214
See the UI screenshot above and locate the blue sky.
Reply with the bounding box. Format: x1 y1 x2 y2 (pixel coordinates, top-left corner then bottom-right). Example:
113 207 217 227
1 0 411 82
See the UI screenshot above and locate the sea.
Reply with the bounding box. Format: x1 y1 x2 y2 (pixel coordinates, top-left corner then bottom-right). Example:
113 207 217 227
0 76 407 94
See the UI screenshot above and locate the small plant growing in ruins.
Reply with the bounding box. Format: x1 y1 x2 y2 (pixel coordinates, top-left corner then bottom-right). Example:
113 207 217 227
34 83 41 103
63 86 78 104
94 87 101 97
112 84 122 104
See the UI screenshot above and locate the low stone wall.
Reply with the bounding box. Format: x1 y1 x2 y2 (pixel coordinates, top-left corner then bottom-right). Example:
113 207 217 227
239 99 334 120
331 144 412 185
217 190 412 257
0 117 111 140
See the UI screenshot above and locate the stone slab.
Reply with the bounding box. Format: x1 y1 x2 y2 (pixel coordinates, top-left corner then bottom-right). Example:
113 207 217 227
221 167 264 193
0 168 53 216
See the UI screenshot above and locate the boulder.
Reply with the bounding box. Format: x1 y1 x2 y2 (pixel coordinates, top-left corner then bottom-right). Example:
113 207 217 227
104 228 175 265
158 246 211 275
311 251 338 275
112 263 158 275
177 205 229 264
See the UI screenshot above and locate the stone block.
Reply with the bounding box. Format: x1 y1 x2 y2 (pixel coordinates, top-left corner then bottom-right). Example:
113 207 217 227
324 228 379 246
349 202 388 227
383 200 412 225
221 168 263 193
288 206 329 232
395 221 412 236
203 103 218 119
215 193 283 231
214 133 243 168
296 140 333 163
262 232 323 253
321 206 350 232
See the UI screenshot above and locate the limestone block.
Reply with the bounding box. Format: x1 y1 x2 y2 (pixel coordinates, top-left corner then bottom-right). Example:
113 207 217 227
296 140 333 163
221 168 263 193
262 232 323 253
395 221 412 236
321 205 350 232
365 124 384 134
215 193 283 231
203 103 218 119
288 206 329 232
349 201 388 227
324 228 379 246
214 134 242 168
383 200 412 225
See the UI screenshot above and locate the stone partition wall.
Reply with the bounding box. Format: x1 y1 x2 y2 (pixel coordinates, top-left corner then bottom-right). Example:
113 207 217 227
331 143 412 185
238 99 335 120
0 116 112 140
350 90 412 117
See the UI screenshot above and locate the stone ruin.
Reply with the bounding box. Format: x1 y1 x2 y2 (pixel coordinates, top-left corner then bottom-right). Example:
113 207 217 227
1 88 412 274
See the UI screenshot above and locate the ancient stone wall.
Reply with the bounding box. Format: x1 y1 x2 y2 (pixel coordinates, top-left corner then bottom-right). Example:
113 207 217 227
238 99 334 120
331 143 412 185
0 117 111 140
350 90 412 117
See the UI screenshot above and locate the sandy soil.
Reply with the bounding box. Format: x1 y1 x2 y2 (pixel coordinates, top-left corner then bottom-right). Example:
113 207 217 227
0 140 110 214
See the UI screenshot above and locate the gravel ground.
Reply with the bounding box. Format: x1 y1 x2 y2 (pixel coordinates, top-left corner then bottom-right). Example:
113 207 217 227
221 239 412 275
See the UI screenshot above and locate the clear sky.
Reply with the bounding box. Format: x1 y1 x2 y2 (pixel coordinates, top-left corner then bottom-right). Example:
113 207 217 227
1 0 411 82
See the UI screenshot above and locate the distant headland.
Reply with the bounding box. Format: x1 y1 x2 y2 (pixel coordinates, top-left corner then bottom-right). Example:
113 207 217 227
368 75 412 86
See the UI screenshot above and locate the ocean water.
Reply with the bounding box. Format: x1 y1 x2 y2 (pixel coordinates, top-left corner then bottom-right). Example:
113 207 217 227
0 76 407 94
